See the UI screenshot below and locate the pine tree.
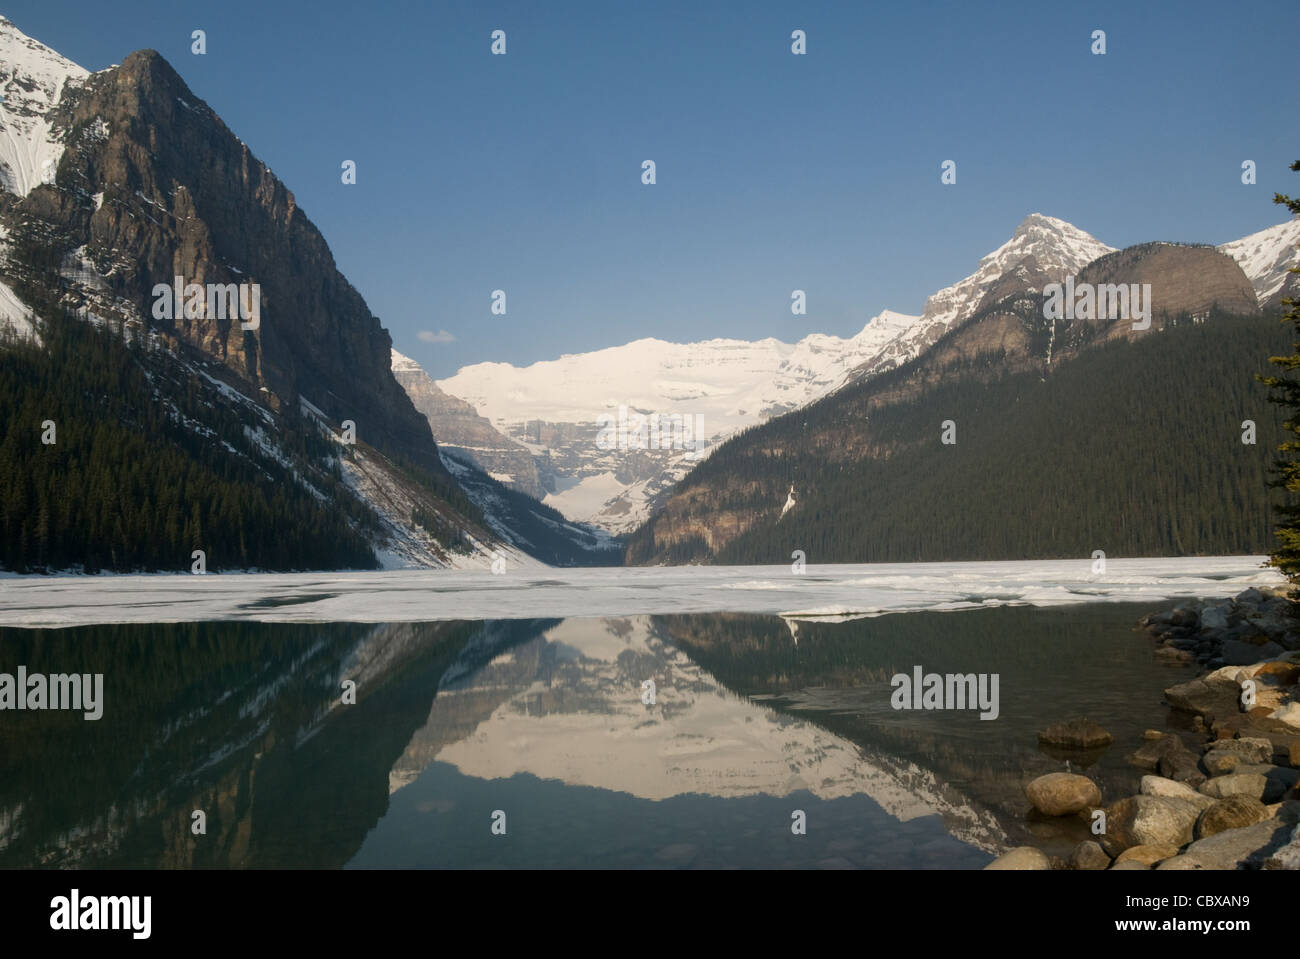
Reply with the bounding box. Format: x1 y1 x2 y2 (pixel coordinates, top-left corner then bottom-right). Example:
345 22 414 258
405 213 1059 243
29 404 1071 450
1259 160 1300 580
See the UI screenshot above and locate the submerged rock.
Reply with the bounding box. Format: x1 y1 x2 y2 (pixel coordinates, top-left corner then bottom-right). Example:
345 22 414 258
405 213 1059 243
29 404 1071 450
1037 718 1113 750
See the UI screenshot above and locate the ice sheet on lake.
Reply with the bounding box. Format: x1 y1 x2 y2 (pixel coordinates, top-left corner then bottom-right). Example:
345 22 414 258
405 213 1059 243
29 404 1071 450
0 556 1283 628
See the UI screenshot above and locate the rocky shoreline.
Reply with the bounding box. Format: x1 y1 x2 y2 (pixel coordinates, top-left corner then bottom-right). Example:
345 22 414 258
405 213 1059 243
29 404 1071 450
987 586 1300 870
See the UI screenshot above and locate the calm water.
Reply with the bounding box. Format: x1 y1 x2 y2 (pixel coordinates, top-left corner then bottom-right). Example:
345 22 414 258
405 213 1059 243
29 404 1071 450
0 603 1200 868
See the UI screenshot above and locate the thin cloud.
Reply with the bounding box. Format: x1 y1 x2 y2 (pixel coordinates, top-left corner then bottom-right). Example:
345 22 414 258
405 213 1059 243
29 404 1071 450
417 329 456 344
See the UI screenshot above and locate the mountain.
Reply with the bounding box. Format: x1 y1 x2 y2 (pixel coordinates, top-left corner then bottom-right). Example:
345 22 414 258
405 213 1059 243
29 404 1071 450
431 214 1115 536
850 214 1115 381
434 310 921 534
1219 217 1300 311
390 348 618 565
390 348 543 498
0 17 526 572
626 240 1278 566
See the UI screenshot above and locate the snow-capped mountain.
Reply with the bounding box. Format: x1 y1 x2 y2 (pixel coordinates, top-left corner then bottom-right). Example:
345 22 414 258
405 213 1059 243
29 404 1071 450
0 16 526 573
853 213 1115 379
434 310 920 533
431 213 1114 535
1219 217 1300 310
0 15 87 198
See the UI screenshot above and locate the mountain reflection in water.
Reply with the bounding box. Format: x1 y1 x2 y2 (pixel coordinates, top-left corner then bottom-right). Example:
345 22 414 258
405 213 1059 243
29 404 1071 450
0 604 1194 868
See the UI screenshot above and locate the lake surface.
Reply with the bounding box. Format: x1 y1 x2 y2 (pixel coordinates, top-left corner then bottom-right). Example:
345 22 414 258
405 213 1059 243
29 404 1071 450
0 602 1209 868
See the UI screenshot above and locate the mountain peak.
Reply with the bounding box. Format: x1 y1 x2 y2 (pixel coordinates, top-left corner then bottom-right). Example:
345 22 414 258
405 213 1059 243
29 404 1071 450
0 14 88 196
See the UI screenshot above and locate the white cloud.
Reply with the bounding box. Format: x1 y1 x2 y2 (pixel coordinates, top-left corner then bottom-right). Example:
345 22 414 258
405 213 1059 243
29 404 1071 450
416 329 456 344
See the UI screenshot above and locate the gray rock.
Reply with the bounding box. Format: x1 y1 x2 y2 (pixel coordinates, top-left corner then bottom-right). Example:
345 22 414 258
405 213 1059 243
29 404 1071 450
1227 764 1298 802
1099 795 1200 857
1222 640 1285 666
1170 607 1199 628
1181 819 1293 869
1200 605 1231 631
1199 773 1269 801
1264 824 1300 870
1237 588 1265 606
1140 775 1216 810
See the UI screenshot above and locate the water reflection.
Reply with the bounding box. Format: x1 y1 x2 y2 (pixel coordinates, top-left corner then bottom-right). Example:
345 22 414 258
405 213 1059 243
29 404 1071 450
0 604 1191 868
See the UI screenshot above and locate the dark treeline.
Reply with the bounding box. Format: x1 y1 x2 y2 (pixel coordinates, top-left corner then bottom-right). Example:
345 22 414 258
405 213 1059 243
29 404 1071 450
628 311 1290 564
0 310 381 572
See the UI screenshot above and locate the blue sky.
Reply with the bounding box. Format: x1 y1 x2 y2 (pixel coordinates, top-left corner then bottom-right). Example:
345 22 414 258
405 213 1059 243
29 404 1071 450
10 0 1299 377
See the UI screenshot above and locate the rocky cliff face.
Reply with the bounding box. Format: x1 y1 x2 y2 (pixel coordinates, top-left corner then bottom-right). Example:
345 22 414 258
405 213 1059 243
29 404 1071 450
1075 243 1260 335
391 349 544 497
6 48 442 476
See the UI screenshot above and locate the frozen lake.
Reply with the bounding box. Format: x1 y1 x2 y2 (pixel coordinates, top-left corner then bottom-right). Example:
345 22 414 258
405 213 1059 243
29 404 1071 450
0 556 1282 627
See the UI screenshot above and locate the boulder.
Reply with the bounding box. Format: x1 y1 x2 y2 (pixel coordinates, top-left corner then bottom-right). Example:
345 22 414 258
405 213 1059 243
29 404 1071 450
1255 660 1300 686
1201 750 1245 775
985 846 1052 870
1200 773 1269 801
1204 736 1274 763
1264 824 1300 870
1155 855 1205 870
1181 819 1293 870
1200 605 1231 631
1139 775 1215 810
1164 677 1240 720
1195 796 1270 839
1129 733 1201 782
1110 860 1149 870
1070 840 1111 871
1170 607 1199 628
1224 640 1285 665
1227 764 1299 802
1115 844 1179 866
1099 795 1200 857
1025 773 1102 816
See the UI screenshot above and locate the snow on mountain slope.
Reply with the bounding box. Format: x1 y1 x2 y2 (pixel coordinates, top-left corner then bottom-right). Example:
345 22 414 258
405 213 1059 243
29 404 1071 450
433 216 1111 535
441 310 919 439
855 213 1115 378
1218 217 1300 309
434 310 919 533
0 15 88 197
